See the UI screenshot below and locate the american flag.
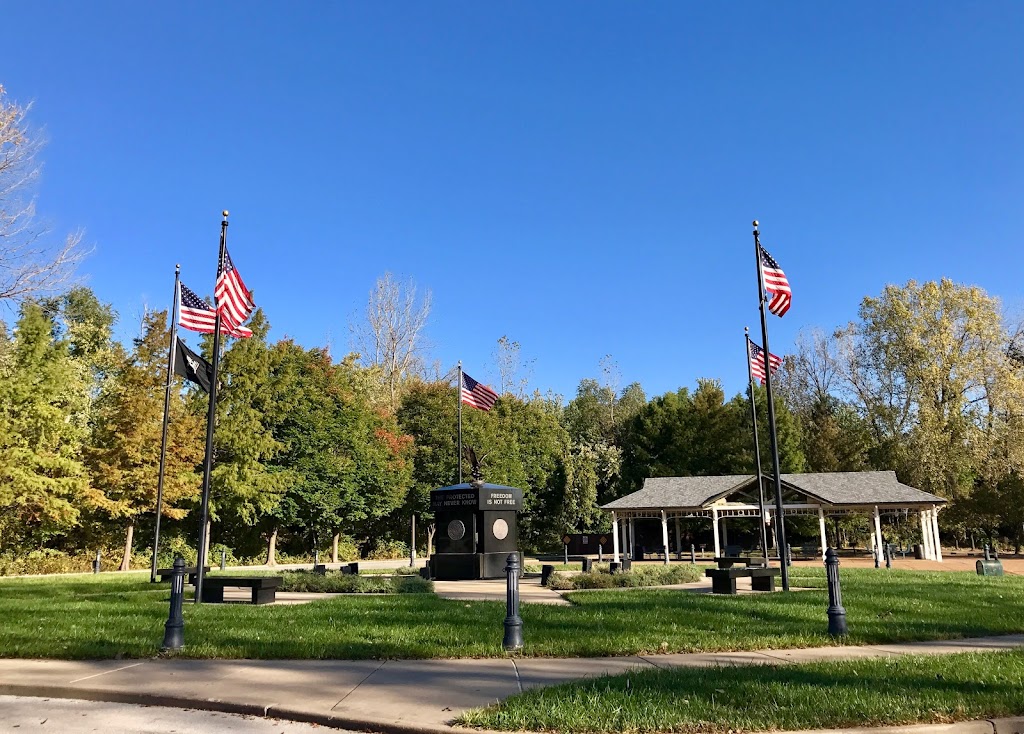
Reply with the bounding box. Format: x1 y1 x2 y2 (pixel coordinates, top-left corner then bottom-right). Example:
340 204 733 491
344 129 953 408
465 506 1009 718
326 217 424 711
179 282 252 338
461 371 499 411
215 248 255 331
749 341 783 385
759 245 792 317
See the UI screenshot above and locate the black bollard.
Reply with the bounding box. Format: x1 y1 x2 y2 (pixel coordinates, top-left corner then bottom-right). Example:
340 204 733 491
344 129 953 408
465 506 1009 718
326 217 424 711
220 549 226 571
162 556 186 650
92 551 101 574
690 544 696 564
503 552 524 651
824 547 848 637
884 543 892 569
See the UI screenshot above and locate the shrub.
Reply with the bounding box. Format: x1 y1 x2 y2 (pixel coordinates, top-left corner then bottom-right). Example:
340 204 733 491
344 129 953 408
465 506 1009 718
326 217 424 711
394 575 433 593
548 564 704 591
274 570 433 594
366 539 410 560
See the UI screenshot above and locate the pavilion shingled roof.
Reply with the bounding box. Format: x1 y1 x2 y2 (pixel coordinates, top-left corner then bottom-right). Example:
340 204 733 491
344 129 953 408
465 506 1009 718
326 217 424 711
601 470 945 511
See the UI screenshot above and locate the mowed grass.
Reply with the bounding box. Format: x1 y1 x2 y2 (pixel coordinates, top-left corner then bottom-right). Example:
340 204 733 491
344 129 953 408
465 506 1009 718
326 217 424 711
1 566 1023 659
458 650 1024 733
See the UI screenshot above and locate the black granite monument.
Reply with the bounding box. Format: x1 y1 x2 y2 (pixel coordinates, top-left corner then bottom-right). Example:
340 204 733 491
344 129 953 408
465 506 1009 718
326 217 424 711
429 451 522 580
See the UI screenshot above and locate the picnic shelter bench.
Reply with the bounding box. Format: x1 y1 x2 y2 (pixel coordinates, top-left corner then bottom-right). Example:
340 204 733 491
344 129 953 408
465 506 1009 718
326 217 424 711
199 576 282 605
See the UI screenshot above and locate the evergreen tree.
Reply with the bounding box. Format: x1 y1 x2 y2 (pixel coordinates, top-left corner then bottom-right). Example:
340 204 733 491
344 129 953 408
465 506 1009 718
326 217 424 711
0 301 104 549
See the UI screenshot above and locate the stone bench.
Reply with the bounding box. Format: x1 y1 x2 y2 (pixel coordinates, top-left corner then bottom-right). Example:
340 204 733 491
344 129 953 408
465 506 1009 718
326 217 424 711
156 566 210 585
705 567 781 594
200 576 282 605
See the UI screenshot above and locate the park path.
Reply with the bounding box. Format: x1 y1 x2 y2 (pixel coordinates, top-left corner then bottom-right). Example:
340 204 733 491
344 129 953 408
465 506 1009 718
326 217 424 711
1 634 1023 734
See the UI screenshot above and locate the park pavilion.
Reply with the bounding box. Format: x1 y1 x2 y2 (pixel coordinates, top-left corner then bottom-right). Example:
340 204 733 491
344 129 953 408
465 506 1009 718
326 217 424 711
601 471 947 565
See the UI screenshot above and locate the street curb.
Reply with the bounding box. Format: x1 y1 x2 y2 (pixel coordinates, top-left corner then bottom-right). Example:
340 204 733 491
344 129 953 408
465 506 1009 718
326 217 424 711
0 684 458 734
3 684 1024 734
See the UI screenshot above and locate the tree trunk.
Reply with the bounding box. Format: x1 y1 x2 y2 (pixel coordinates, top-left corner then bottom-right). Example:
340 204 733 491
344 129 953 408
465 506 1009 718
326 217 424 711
266 526 278 566
119 521 135 571
970 533 976 550
332 532 339 564
203 518 211 566
427 523 436 558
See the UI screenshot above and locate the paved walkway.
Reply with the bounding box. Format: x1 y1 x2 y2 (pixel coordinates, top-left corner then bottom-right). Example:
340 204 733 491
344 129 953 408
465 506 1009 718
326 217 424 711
1 635 1023 734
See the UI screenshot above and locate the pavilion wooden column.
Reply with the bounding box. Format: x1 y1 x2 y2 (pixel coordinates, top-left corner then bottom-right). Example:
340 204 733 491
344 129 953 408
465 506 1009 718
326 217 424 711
711 507 721 557
612 512 620 563
818 508 828 558
873 505 884 565
931 506 943 562
660 510 670 565
628 517 636 561
920 510 933 560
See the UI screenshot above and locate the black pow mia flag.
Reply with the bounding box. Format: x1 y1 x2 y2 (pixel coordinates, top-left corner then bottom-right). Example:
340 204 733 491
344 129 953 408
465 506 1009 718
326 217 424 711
174 337 213 393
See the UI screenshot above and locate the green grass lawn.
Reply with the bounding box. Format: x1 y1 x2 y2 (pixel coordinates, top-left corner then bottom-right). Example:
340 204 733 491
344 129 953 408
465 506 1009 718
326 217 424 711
1 566 1023 659
458 650 1024 733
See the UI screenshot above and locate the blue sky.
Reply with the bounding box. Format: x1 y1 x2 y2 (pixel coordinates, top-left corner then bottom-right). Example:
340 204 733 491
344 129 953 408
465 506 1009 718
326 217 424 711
3 3 1022 402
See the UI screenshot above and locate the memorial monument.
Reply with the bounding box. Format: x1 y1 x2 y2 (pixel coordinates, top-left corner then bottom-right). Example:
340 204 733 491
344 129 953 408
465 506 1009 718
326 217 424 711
428 447 523 580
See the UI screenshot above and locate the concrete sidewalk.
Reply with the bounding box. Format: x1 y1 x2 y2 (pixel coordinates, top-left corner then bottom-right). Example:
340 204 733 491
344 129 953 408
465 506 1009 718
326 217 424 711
2 634 1024 734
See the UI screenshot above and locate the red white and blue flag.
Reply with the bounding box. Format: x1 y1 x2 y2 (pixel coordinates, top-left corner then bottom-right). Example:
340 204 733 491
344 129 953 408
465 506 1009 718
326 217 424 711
179 282 252 338
749 341 783 385
461 371 499 411
759 245 792 317
215 248 255 332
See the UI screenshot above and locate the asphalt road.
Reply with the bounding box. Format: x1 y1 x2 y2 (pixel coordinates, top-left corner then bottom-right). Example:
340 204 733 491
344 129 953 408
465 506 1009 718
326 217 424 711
0 695 353 733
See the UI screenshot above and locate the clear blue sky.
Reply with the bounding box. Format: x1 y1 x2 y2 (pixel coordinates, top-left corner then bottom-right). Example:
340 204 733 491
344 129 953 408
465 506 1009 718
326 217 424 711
4 3 1022 402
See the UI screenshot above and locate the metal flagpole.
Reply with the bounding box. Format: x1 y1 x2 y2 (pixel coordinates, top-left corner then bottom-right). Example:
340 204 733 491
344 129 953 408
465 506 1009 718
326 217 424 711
753 219 790 591
745 327 771 565
195 211 229 604
457 361 463 484
151 265 181 583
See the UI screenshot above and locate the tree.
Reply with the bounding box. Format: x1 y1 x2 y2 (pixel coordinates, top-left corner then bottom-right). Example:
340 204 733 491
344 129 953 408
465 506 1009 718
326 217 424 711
209 310 288 563
837 279 1020 499
86 310 204 570
0 301 104 549
492 335 533 397
352 272 431 410
0 85 85 302
269 343 412 559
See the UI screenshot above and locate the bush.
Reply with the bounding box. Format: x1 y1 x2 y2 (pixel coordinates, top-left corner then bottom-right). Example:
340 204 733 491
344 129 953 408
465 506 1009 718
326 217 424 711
274 570 433 594
548 564 704 591
365 539 410 560
394 575 433 593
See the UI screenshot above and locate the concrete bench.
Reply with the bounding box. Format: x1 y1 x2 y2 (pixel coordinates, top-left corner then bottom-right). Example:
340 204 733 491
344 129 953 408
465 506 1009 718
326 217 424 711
705 567 781 594
156 566 209 585
200 576 282 605
714 556 767 569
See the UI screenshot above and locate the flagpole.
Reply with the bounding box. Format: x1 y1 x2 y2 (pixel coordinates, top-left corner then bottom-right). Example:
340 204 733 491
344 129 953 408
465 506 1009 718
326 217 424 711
745 327 771 565
195 211 229 604
457 361 463 484
753 219 790 591
150 264 181 583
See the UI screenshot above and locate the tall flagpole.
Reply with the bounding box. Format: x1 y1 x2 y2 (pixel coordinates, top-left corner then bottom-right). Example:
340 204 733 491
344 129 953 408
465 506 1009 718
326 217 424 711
150 264 181 583
195 211 229 604
753 219 789 591
744 327 771 565
457 361 463 484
